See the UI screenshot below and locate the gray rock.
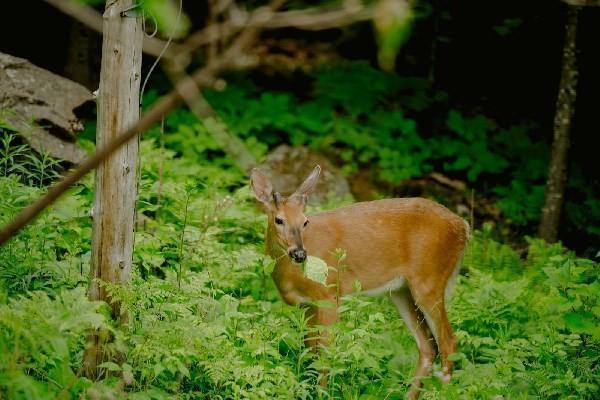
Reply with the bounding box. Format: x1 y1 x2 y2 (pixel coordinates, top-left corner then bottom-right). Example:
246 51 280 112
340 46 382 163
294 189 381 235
258 144 351 204
0 52 94 163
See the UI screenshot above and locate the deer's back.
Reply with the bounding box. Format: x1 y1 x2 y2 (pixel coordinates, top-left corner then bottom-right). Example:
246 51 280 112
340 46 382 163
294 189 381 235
304 198 469 291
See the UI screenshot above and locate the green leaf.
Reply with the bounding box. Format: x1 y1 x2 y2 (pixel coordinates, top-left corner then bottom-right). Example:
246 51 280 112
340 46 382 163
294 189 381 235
143 0 190 38
263 259 276 275
563 311 597 334
373 0 414 71
447 352 466 362
97 362 122 372
302 256 329 285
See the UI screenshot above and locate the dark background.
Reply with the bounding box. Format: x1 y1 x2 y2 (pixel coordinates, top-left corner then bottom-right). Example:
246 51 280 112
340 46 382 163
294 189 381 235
2 0 598 252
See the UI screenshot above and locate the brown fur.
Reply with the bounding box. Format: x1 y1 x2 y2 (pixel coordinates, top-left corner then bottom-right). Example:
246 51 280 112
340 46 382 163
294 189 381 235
251 167 469 399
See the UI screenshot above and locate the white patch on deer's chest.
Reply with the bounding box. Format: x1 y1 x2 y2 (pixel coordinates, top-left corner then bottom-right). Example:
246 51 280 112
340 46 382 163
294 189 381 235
361 277 406 297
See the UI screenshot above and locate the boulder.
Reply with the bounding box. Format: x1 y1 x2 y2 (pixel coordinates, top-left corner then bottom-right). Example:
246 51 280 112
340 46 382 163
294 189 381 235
258 144 351 204
0 52 94 163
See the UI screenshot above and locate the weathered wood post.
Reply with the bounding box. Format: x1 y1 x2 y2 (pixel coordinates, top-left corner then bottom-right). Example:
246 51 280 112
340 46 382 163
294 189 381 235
83 0 143 376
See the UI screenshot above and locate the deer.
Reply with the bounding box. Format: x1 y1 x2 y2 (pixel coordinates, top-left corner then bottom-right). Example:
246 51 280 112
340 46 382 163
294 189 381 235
250 165 469 399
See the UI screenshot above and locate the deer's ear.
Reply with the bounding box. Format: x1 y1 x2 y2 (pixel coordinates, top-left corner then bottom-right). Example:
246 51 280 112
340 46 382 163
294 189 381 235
250 168 273 205
293 165 321 201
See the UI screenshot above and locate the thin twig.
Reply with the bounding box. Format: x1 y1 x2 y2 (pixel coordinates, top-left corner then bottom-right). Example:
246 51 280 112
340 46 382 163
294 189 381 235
173 3 375 64
43 0 184 58
0 0 374 245
562 0 600 6
164 67 258 173
155 117 165 214
206 0 220 64
163 0 287 172
178 191 190 289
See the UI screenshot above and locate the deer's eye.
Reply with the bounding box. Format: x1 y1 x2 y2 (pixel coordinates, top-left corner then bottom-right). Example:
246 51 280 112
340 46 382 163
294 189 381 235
303 220 309 227
275 217 284 225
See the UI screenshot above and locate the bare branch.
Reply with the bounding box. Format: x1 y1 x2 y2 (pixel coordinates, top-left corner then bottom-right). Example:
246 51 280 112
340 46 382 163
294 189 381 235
206 0 223 65
43 0 185 59
175 3 375 63
214 0 235 15
562 0 600 6
1 0 373 245
44 0 103 31
258 5 374 30
164 67 257 173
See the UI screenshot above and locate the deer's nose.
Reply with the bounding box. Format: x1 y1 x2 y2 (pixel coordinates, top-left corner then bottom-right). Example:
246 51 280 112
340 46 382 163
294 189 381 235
289 248 307 263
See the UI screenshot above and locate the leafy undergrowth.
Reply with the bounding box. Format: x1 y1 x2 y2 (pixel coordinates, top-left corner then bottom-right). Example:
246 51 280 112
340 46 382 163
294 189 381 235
142 62 600 256
1 137 599 399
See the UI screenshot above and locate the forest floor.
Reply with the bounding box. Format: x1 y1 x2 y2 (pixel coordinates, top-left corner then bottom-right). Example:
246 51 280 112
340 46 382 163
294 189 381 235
1 134 599 399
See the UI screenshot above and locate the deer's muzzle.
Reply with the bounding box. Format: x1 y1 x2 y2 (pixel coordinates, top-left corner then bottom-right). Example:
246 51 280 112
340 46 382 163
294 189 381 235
289 248 307 263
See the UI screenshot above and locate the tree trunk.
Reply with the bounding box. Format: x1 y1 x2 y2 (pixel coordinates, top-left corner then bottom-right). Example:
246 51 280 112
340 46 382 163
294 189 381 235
539 5 580 243
83 0 143 377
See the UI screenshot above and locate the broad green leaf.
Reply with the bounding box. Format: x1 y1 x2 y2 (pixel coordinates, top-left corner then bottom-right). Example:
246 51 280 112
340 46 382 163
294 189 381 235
303 256 329 285
97 361 122 372
563 311 596 334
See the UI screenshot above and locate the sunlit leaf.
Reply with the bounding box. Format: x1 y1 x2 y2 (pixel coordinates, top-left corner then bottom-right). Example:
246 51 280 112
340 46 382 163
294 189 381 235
302 255 329 285
142 0 190 38
373 0 414 71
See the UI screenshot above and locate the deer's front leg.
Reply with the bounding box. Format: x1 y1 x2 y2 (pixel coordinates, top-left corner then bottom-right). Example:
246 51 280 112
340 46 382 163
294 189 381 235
304 300 338 387
304 302 338 351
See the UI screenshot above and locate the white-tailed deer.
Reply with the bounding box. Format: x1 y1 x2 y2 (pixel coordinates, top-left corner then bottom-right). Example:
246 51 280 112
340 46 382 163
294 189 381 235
250 165 469 399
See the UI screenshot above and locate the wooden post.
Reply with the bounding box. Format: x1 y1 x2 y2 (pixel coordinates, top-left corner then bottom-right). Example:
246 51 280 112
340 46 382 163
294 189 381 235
539 5 580 243
84 0 143 376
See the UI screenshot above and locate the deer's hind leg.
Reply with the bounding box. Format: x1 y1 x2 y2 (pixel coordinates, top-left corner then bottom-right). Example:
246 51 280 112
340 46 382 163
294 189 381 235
390 286 437 400
409 278 456 384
